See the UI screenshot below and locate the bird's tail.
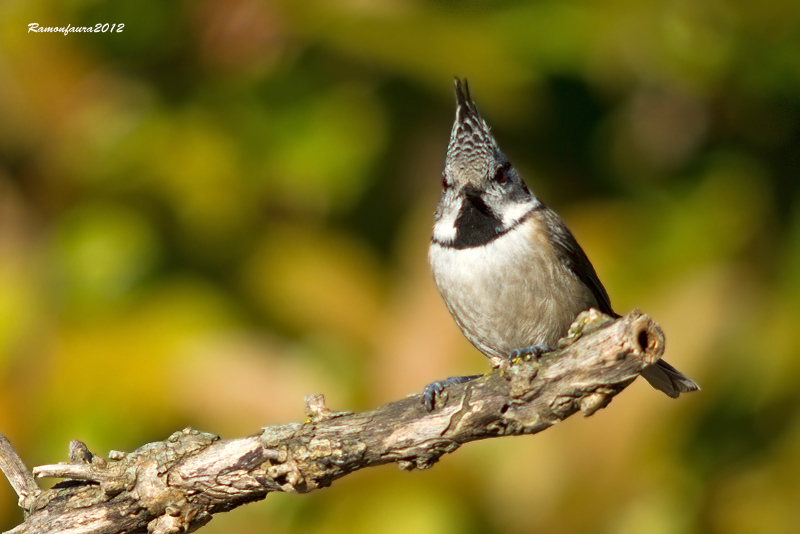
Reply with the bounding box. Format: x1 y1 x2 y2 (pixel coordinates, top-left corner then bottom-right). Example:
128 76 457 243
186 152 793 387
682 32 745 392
641 359 700 398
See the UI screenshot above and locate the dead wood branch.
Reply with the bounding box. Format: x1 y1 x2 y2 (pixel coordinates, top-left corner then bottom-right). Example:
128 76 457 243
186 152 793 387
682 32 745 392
2 309 665 534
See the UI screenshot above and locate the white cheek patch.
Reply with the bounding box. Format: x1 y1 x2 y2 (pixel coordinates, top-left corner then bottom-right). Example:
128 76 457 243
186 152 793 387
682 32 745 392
433 196 463 244
500 200 539 228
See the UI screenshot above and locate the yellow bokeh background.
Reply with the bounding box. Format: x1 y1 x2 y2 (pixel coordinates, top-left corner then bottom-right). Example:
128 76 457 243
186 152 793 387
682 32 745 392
2 1 800 532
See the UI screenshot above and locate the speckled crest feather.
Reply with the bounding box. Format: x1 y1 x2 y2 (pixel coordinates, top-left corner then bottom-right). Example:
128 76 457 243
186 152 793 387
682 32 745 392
446 79 499 186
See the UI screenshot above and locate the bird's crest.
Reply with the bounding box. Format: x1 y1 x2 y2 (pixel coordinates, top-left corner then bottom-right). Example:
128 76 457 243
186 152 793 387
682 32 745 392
445 79 499 185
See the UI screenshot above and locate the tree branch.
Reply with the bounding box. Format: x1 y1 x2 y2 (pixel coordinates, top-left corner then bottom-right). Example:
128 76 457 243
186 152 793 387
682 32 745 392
2 309 666 534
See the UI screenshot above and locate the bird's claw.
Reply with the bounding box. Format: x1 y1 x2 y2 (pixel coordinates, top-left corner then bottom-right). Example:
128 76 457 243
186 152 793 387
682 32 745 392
421 375 482 411
508 343 553 361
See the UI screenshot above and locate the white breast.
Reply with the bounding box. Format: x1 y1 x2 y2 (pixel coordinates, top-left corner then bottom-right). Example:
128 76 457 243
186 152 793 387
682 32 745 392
429 217 597 359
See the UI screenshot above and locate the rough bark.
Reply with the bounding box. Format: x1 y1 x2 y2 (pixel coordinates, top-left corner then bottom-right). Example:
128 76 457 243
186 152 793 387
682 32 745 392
1 309 666 534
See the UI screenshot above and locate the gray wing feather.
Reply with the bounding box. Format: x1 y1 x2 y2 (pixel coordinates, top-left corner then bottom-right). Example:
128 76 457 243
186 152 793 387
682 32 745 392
541 207 700 397
541 208 616 317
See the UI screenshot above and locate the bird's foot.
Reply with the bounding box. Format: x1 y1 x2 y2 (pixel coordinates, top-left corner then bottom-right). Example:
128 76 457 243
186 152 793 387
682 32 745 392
508 343 554 362
422 375 482 411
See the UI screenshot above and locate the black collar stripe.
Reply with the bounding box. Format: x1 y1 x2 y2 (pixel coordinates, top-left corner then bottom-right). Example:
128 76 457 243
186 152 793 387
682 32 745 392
434 202 543 249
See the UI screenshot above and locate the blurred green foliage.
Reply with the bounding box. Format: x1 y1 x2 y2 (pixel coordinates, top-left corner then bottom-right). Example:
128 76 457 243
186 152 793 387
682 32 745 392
2 0 800 532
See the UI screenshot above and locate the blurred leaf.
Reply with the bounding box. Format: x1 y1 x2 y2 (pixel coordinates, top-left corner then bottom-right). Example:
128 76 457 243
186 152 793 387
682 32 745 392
241 224 384 345
50 202 162 317
33 276 241 454
254 85 387 212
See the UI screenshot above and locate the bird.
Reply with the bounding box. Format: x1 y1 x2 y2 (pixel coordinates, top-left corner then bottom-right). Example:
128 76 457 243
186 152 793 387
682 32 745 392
422 79 699 410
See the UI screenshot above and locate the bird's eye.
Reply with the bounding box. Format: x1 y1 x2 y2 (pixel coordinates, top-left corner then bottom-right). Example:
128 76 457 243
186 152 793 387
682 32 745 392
492 163 511 185
442 173 450 189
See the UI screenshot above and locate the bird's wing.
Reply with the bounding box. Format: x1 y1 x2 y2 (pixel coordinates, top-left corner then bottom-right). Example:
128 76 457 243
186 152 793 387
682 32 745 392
542 208 618 318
